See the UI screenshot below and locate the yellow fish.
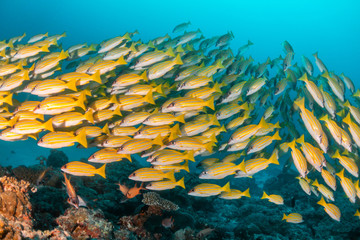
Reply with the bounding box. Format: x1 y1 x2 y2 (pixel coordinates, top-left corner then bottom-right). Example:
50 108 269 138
317 196 340 221
38 128 88 148
146 177 185 191
282 213 303 224
128 168 175 182
61 161 106 178
261 192 283 205
188 182 230 197
219 188 251 200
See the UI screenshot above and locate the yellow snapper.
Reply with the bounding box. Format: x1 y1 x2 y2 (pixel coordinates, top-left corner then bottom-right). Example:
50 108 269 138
188 182 230 197
146 177 185 191
128 168 175 182
317 196 340 221
61 161 106 178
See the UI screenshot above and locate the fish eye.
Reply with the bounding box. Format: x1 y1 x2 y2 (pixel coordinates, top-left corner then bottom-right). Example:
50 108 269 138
203 171 207 175
169 103 175 107
118 146 123 151
169 141 175 145
189 189 194 192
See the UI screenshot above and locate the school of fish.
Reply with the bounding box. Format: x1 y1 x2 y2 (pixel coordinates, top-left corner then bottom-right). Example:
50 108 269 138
0 22 359 223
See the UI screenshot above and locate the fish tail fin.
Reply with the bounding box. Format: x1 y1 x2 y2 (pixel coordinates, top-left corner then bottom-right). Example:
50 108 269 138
319 114 329 122
312 179 320 187
92 70 102 84
213 82 222 93
67 79 78 92
174 54 183 65
312 52 318 58
97 164 106 179
257 117 268 130
175 114 185 124
141 70 148 82
23 70 30 81
59 50 69 60
61 32 67 38
177 177 185 189
165 47 175 57
335 168 345 179
89 44 97 51
216 59 224 69
147 40 155 48
170 123 180 137
110 94 119 105
183 160 189 172
40 45 50 52
261 191 269 199
269 151 279 165
287 139 296 150
298 73 308 82
293 97 305 110
84 109 94 124
152 135 163 146
102 123 110 135
113 106 122 117
343 113 352 125
3 93 13 106
7 41 14 49
0 49 5 58
321 70 330 79
222 182 231 193
272 131 281 141
204 141 213 153
76 92 87 111
332 149 341 159
220 125 227 133
282 214 287 221
43 118 54 132
166 170 175 182
344 100 351 109
210 114 220 126
8 115 18 127
296 135 305 145
237 161 246 173
205 96 215 110
123 154 132 162
123 32 131 41
241 102 249 111
129 42 137 52
243 188 251 198
154 84 165 96
317 196 326 207
143 91 155 105
355 210 360 217
76 128 88 148
185 150 195 162
115 56 127 65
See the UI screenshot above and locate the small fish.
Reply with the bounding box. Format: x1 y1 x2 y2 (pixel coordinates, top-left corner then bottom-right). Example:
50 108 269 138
117 182 145 200
63 173 86 208
317 196 341 221
261 191 284 205
219 188 250 200
162 216 175 229
282 213 303 224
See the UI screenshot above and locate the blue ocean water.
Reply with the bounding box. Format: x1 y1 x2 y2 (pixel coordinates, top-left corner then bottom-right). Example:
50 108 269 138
1 0 359 167
0 1 360 239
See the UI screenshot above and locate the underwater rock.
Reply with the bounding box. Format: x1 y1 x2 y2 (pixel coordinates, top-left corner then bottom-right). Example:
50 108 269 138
56 207 113 239
46 149 68 168
142 192 179 211
173 226 195 240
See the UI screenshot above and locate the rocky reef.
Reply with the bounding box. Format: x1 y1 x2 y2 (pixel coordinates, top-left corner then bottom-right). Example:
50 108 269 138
0 150 359 239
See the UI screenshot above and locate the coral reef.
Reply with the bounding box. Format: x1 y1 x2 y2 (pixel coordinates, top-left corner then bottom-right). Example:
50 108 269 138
56 207 113 239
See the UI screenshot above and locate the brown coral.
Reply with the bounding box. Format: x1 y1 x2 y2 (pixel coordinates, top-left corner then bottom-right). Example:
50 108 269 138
0 176 33 221
142 192 179 211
